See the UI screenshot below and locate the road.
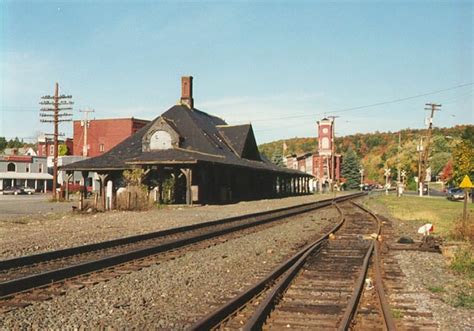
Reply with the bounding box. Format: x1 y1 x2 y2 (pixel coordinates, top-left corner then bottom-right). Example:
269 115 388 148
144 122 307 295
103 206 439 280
0 194 75 220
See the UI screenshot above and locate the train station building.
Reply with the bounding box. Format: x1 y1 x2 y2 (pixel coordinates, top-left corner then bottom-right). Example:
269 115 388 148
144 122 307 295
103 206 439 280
62 77 312 205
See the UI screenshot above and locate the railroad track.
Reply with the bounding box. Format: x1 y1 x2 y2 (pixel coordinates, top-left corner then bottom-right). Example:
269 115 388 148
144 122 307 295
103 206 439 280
374 215 439 330
0 192 365 312
192 200 395 330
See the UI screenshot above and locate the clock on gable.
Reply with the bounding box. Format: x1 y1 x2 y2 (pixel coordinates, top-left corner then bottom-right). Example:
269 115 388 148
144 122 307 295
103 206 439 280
150 130 172 150
142 117 180 152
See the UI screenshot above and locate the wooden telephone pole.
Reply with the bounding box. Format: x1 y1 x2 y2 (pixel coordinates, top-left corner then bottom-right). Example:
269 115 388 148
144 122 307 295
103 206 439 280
327 115 339 191
419 103 441 196
40 83 73 200
80 108 95 157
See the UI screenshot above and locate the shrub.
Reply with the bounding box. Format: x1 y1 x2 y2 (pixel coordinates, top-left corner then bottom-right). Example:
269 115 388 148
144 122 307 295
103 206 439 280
116 185 152 211
450 213 474 241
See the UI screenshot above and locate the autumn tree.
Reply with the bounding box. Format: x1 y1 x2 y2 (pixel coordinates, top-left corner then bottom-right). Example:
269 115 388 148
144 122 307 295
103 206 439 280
451 128 474 185
440 159 453 183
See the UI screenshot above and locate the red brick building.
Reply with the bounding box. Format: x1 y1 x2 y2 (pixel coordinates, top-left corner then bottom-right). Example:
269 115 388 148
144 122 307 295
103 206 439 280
73 118 149 157
283 117 341 192
37 136 74 157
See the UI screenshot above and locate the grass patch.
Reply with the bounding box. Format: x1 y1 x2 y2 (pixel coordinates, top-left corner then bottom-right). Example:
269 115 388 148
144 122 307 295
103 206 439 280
450 245 474 279
452 291 474 309
391 308 403 319
365 194 474 238
427 285 445 293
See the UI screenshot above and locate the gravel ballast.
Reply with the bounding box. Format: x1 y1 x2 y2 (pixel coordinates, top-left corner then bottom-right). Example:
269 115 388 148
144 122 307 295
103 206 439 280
0 194 342 259
0 205 340 329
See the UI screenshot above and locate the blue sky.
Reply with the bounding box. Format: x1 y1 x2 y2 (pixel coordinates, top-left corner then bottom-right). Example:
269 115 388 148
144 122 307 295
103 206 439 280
0 1 472 144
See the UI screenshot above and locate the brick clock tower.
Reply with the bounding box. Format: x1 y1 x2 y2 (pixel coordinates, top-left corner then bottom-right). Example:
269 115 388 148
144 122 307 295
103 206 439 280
316 117 339 190
318 118 333 156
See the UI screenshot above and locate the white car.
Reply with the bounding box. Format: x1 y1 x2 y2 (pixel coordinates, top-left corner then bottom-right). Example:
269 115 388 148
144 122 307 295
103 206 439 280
23 187 36 195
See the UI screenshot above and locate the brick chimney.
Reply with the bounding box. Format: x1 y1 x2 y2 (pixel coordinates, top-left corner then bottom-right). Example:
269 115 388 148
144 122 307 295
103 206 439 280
180 76 194 109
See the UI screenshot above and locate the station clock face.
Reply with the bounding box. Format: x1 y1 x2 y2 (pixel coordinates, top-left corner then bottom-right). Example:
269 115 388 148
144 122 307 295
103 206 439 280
322 127 329 134
150 130 173 150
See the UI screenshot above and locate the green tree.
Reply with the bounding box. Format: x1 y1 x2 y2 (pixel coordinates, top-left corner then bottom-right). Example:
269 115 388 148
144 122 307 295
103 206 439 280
123 168 146 186
58 144 69 156
432 135 450 154
0 137 7 151
341 148 361 189
7 137 23 148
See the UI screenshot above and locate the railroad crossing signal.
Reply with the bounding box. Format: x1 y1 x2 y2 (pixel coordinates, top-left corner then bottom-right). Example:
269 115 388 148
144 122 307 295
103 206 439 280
384 168 391 195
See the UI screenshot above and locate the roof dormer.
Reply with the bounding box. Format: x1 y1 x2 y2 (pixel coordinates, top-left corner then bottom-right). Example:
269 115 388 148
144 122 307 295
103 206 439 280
142 117 181 152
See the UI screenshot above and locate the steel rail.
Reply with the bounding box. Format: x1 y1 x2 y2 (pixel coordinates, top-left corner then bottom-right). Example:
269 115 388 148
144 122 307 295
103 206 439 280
0 193 365 298
242 200 383 331
352 202 397 331
190 203 345 331
200 200 386 331
337 201 395 331
0 192 364 271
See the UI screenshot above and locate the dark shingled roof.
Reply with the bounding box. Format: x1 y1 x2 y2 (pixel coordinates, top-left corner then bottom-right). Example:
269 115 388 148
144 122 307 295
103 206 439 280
217 124 261 161
62 105 310 177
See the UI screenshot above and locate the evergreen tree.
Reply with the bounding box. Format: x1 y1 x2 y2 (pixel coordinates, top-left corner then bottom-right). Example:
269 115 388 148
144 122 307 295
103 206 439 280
341 148 361 189
271 152 284 167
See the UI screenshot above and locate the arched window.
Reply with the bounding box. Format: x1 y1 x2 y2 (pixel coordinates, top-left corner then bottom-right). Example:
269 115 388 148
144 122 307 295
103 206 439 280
321 137 330 149
7 163 16 172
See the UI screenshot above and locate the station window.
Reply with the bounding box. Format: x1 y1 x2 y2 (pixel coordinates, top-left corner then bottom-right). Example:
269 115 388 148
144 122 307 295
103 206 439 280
39 163 43 173
7 163 16 172
99 144 105 153
26 164 30 173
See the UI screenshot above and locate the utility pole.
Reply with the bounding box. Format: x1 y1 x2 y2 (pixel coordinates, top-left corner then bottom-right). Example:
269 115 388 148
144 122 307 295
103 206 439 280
40 83 73 200
417 137 424 196
419 103 441 196
327 115 339 191
397 132 402 197
80 108 95 157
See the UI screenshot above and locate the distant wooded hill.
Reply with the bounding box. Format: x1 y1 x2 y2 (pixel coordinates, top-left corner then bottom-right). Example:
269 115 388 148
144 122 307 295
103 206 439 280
259 125 473 185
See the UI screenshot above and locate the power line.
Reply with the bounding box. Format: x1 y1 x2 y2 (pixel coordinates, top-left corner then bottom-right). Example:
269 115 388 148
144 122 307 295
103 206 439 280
245 82 473 123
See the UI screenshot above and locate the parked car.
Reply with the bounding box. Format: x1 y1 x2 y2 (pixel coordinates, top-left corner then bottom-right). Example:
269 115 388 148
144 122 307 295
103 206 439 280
447 188 465 201
23 187 36 195
2 186 25 195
